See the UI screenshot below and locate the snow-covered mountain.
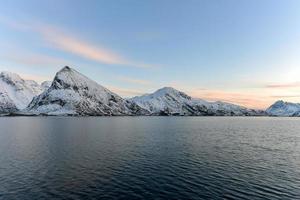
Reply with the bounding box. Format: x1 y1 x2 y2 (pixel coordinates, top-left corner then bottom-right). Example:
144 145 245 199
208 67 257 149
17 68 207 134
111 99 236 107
266 100 300 116
196 100 266 116
130 87 204 115
1 67 288 117
27 66 149 116
0 71 48 113
129 87 264 116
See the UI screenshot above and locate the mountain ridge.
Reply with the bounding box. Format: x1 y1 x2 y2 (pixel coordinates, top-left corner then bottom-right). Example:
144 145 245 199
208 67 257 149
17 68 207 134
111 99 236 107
129 87 264 116
0 66 297 117
26 66 149 116
0 71 50 114
266 100 300 116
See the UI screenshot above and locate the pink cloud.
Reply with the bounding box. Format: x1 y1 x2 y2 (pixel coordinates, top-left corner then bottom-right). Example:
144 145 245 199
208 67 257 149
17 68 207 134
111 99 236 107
266 82 300 88
189 89 274 109
270 95 300 98
37 25 156 68
0 17 156 68
39 26 126 65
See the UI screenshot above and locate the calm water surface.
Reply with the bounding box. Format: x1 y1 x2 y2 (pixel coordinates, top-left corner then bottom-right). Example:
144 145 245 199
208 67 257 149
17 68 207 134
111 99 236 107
0 117 300 199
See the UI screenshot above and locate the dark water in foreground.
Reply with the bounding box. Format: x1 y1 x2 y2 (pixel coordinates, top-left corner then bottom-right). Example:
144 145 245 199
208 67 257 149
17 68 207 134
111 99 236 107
0 117 300 200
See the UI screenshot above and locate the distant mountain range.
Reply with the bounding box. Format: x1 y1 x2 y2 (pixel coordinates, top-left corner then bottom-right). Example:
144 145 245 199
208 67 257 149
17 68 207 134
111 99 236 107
0 66 296 116
130 87 264 116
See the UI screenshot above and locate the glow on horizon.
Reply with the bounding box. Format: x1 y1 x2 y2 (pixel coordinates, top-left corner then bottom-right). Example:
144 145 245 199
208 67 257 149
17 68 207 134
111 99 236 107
1 0 300 109
3 68 300 110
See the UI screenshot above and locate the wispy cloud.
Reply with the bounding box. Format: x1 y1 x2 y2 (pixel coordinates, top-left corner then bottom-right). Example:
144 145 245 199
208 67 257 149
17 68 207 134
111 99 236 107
39 27 157 68
270 95 300 98
0 17 156 68
39 26 127 65
188 89 272 109
266 82 300 88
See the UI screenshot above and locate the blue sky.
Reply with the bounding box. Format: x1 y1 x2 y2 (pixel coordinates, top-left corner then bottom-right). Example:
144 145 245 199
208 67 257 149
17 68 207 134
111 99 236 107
1 0 300 108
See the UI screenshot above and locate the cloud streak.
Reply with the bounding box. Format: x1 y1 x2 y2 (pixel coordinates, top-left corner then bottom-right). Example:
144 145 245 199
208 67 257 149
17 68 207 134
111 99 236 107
41 29 155 68
188 89 273 109
266 82 300 88
0 17 156 68
39 26 127 65
270 95 300 98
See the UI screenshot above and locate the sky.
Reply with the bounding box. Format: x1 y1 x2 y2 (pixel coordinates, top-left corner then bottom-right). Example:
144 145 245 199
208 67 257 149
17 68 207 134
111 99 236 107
1 0 300 109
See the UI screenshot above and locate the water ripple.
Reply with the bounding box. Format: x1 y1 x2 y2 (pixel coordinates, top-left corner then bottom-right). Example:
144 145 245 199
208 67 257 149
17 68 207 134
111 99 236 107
0 117 300 199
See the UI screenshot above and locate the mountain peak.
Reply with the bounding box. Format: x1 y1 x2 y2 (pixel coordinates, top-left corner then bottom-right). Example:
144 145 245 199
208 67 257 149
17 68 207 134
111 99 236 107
266 100 300 116
273 100 285 105
152 87 191 101
27 66 148 116
129 86 195 115
268 100 295 109
0 71 21 77
52 66 95 90
0 71 23 85
61 66 72 71
0 71 48 111
129 86 263 116
56 66 78 76
156 87 178 93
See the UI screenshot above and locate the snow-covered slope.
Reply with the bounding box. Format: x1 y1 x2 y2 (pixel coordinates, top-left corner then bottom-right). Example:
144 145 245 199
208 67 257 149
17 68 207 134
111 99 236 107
0 71 47 113
0 92 18 114
130 87 264 116
196 100 265 116
266 100 300 116
0 67 272 116
27 66 149 116
129 87 201 115
41 81 52 90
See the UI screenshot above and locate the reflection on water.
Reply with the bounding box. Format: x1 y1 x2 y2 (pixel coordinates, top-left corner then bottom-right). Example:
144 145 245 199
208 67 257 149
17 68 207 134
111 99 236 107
0 117 300 199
